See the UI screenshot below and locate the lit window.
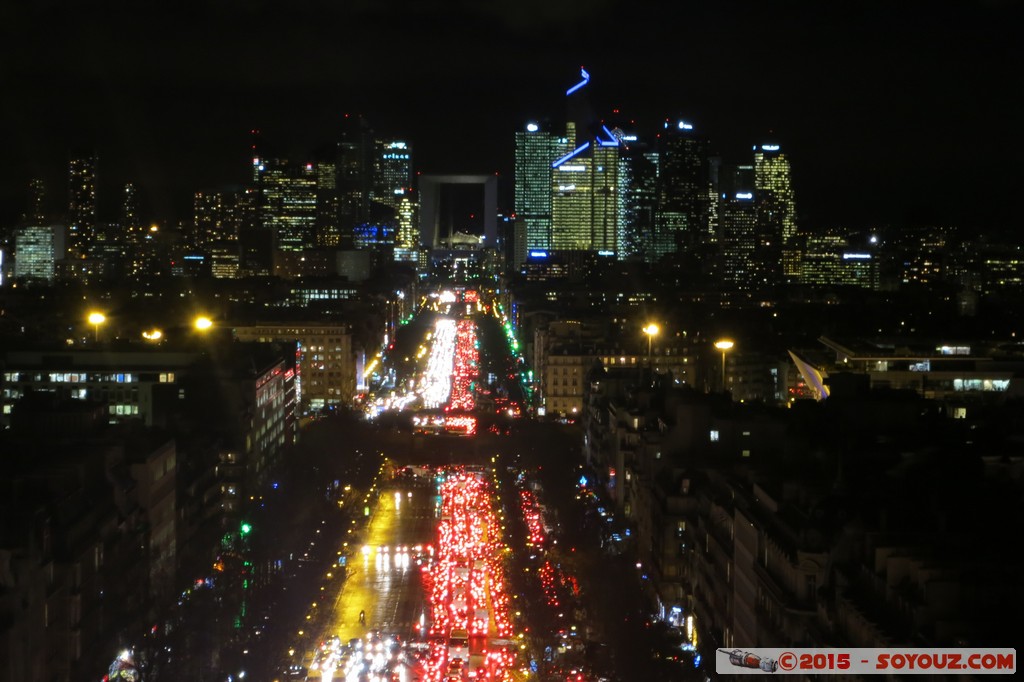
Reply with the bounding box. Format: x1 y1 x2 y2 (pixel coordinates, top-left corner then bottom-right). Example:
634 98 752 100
709 430 720 442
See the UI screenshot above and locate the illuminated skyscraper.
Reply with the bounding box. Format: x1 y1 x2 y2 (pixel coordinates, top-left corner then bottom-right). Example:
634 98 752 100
550 144 624 253
337 115 375 248
68 156 97 262
314 160 339 246
373 140 413 211
195 190 242 278
394 195 418 263
719 191 758 293
255 159 318 253
754 144 798 279
25 179 46 222
551 156 590 251
122 182 145 250
655 120 711 260
616 130 657 262
801 230 879 289
515 122 559 250
552 69 628 255
13 224 63 281
522 68 633 256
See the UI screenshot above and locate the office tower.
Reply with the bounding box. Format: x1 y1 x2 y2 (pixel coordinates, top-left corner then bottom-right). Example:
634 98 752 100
256 158 318 253
619 138 658 262
591 145 623 253
68 156 98 262
800 231 847 286
337 115 375 248
754 144 798 280
565 67 597 148
373 140 413 211
801 230 879 289
194 191 227 244
550 144 623 253
551 152 590 251
314 160 339 246
515 122 559 251
195 190 242 278
707 156 722 242
528 68 636 256
654 120 711 260
25 179 46 222
122 182 139 230
122 182 146 252
236 188 272 276
719 191 758 292
510 219 529 271
352 222 396 251
13 224 63 281
394 195 418 263
249 128 263 182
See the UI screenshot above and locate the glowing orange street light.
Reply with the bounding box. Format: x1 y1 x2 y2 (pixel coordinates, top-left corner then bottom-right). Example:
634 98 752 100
88 311 105 342
194 316 213 332
643 323 659 367
714 339 734 391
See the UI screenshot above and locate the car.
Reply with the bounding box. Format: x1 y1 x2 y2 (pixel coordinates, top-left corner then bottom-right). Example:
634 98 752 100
446 657 467 681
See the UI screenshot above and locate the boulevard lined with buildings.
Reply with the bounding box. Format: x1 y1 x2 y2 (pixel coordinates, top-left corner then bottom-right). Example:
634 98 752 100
1 64 1023 681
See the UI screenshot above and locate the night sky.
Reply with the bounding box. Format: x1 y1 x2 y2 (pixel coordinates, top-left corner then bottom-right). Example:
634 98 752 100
1 0 1021 232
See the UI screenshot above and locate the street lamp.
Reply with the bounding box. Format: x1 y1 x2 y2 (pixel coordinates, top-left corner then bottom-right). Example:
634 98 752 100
88 311 105 342
142 329 163 341
194 316 213 332
714 339 734 391
642 323 659 368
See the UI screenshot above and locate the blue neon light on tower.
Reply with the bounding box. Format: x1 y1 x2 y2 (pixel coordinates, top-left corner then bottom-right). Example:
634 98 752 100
598 125 620 147
566 68 590 96
552 142 591 169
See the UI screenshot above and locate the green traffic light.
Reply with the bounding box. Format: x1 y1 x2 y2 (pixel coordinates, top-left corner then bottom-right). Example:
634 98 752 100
240 522 252 535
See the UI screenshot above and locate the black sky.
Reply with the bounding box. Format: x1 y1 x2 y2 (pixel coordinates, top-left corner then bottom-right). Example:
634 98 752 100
1 0 1021 232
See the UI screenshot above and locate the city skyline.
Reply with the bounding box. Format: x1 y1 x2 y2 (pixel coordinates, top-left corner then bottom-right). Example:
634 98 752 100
1 1 1021 232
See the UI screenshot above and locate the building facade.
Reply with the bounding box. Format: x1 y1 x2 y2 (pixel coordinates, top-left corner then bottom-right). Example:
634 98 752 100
515 123 559 251
754 145 798 280
232 323 355 411
13 224 63 281
67 156 98 267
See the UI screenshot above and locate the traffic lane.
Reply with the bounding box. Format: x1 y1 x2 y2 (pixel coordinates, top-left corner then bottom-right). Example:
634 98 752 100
315 482 436 652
